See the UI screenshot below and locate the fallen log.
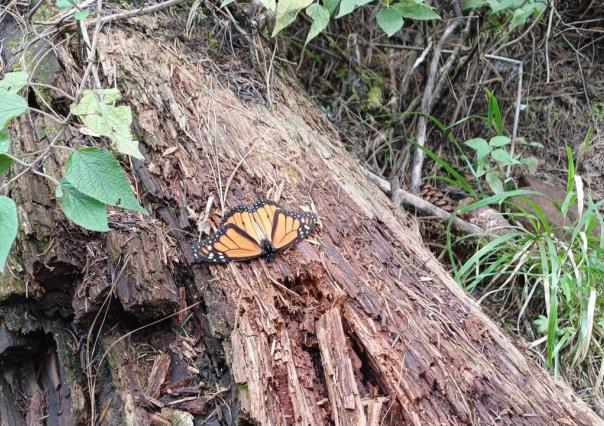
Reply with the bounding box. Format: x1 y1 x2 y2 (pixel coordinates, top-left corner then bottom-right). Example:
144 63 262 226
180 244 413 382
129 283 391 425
0 8 599 426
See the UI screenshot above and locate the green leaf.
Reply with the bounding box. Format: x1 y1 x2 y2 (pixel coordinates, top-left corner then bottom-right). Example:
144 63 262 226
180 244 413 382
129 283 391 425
74 9 89 21
70 89 143 160
366 85 383 109
486 89 504 135
488 0 523 13
58 179 109 232
485 169 504 194
376 8 404 37
392 0 440 20
220 0 235 7
533 1 546 13
489 135 510 147
336 0 373 18
534 315 548 334
272 0 313 36
305 4 330 45
0 72 28 93
462 0 489 9
491 148 516 165
0 92 27 129
0 132 12 175
258 0 277 12
509 5 532 29
56 0 75 8
0 196 18 273
0 155 11 176
0 131 9 153
64 148 147 214
520 156 538 173
465 138 491 159
322 0 340 15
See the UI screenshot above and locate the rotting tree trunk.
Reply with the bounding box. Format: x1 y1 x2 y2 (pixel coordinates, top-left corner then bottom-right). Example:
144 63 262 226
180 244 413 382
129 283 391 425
0 14 601 426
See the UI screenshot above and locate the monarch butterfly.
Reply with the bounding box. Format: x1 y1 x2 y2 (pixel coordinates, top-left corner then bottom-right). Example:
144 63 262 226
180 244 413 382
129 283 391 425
192 199 317 263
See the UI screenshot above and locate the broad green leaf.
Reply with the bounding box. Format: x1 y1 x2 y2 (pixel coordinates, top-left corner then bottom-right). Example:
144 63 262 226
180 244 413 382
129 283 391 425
0 132 11 175
485 169 504 194
258 0 277 12
489 135 510 147
272 0 313 36
0 72 28 93
533 1 546 13
220 0 235 7
56 0 75 8
488 0 522 13
70 89 143 160
305 4 330 45
0 93 27 129
509 5 532 29
520 156 538 173
0 131 9 152
465 138 491 159
462 0 489 9
64 148 147 214
74 9 90 21
0 196 18 272
376 8 404 36
491 148 516 165
58 179 109 232
323 0 340 15
0 155 11 176
336 0 373 18
392 0 440 20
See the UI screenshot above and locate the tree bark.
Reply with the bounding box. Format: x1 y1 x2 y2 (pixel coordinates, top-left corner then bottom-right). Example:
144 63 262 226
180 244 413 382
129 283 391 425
0 15 600 426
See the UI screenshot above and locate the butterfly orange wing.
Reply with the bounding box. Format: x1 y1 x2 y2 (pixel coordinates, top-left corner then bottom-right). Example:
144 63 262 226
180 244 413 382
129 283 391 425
220 199 278 244
271 208 317 251
191 224 262 263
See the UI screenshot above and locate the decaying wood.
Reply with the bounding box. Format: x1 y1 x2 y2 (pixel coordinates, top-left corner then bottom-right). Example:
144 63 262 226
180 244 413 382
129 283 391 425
146 352 172 399
317 308 365 425
0 12 601 426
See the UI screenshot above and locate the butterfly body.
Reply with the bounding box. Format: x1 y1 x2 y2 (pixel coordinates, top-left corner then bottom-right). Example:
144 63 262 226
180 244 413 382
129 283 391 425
260 239 277 262
192 199 317 263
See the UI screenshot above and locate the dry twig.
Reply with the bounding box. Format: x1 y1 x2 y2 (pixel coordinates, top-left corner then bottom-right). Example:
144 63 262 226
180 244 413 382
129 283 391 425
362 168 485 235
410 18 462 194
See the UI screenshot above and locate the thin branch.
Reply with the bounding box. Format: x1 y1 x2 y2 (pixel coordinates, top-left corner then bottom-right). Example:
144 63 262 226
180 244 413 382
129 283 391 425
484 55 523 178
545 1 555 83
410 18 462 194
429 13 474 112
362 168 485 236
99 0 187 24
491 9 546 55
1 152 61 188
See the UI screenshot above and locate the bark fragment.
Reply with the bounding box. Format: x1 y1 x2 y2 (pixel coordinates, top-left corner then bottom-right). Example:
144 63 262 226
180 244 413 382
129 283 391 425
317 308 366 426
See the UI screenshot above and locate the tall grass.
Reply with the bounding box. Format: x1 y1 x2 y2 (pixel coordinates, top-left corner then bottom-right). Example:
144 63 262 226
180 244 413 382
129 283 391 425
447 151 604 385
